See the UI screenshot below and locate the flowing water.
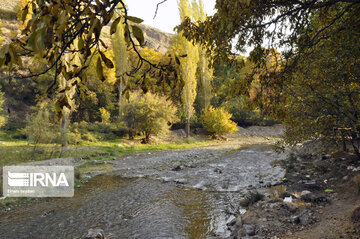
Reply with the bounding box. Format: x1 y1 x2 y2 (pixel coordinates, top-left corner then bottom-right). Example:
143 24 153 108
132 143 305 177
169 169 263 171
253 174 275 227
0 144 286 239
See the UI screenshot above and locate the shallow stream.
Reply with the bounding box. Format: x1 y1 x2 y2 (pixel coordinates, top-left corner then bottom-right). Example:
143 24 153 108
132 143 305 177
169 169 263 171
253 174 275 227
0 144 286 238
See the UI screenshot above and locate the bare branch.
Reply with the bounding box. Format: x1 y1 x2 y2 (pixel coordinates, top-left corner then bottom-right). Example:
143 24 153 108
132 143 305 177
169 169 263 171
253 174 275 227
153 0 168 19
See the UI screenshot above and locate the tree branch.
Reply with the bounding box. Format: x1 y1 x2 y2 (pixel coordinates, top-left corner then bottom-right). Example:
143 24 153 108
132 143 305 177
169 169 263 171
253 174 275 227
153 0 168 19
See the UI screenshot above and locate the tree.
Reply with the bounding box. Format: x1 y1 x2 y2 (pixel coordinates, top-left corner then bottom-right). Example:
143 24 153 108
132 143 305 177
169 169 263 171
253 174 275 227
177 0 199 137
70 50 116 123
178 0 360 68
112 2 129 119
277 8 360 156
0 0 169 118
121 91 177 143
0 20 2 45
194 0 213 111
179 0 360 154
23 103 59 145
0 86 6 128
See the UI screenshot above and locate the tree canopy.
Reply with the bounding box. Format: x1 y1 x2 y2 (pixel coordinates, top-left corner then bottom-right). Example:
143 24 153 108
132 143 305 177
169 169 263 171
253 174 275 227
178 0 360 67
0 0 178 117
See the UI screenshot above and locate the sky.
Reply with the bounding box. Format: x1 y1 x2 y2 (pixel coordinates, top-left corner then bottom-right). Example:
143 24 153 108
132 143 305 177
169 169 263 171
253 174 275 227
126 0 217 33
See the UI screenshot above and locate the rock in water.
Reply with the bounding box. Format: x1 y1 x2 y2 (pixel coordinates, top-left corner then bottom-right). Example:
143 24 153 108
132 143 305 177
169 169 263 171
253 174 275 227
171 165 182 171
83 228 105 239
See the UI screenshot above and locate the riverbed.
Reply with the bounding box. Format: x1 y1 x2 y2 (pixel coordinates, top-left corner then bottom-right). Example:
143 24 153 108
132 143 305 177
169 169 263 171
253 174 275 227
0 144 286 238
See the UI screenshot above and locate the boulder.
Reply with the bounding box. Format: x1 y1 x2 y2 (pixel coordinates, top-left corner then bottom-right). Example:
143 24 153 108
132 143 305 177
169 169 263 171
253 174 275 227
243 224 256 236
300 191 315 202
214 167 223 174
171 165 182 171
291 210 314 225
83 228 105 239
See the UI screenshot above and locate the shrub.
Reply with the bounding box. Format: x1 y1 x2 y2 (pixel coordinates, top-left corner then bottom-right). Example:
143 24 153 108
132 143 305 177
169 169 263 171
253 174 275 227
221 96 279 126
23 106 59 145
70 121 127 142
99 107 110 124
81 132 98 142
121 92 178 143
201 106 237 138
0 86 6 128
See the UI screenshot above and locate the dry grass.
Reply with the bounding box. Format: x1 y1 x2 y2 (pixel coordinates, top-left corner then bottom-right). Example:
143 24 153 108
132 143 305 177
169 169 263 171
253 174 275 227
268 185 287 199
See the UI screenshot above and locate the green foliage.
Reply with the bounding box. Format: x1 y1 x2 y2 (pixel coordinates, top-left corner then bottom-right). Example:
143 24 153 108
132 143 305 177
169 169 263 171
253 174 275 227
99 107 110 124
178 0 359 69
0 20 3 45
177 107 200 127
0 86 6 128
121 91 178 142
221 96 279 126
23 105 59 144
201 106 237 137
177 0 200 137
112 4 129 118
195 0 213 111
70 121 127 142
0 0 149 117
277 7 360 156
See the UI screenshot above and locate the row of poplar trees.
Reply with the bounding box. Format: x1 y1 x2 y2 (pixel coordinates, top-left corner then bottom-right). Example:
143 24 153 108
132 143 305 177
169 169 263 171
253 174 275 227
111 0 213 137
178 0 213 137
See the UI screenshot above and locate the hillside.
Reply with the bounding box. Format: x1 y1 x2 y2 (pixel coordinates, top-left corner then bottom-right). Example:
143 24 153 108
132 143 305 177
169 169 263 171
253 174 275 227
101 23 173 54
0 0 18 12
0 1 173 54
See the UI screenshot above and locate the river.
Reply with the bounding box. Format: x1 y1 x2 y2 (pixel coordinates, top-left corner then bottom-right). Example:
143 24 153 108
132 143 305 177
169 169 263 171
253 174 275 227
0 144 286 238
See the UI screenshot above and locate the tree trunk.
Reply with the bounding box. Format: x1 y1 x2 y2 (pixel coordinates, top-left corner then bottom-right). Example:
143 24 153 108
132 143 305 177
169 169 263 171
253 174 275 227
59 109 67 158
61 109 67 147
118 80 122 120
185 109 190 137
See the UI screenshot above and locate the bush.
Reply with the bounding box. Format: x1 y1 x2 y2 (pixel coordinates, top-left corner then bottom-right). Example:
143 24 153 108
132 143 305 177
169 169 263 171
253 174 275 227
121 92 178 143
70 121 127 142
0 86 6 128
222 97 279 126
99 107 110 124
23 106 59 144
201 106 237 138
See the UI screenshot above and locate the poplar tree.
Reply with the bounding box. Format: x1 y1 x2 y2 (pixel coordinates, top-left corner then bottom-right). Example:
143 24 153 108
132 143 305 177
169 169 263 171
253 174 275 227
111 3 129 119
195 0 213 110
178 0 199 137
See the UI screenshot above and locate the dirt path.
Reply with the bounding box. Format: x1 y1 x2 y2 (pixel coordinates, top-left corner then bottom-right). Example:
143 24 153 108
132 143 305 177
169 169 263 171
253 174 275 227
288 188 360 239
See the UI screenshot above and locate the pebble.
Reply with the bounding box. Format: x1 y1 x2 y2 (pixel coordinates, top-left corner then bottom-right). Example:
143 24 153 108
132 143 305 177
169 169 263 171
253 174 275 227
243 224 255 236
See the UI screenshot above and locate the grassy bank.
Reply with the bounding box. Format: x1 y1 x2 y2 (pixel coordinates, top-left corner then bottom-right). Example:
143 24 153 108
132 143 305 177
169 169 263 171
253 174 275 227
0 136 212 167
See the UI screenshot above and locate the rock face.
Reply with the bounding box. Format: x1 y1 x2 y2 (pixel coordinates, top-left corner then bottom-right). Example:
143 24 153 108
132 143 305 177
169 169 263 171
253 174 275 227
0 0 18 12
137 24 173 54
1 2 173 55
